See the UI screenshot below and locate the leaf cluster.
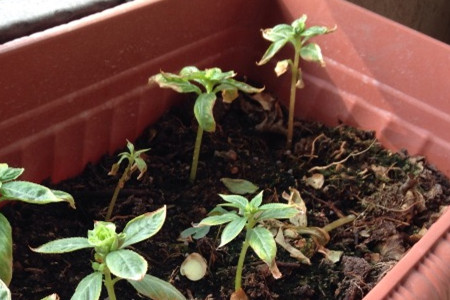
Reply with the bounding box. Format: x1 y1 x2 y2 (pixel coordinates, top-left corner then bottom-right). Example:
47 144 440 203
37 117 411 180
190 192 298 278
108 140 150 181
33 206 185 300
0 163 75 299
150 66 263 132
257 14 336 70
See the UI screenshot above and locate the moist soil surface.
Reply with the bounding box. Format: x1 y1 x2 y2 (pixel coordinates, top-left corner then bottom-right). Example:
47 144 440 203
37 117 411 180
4 93 450 300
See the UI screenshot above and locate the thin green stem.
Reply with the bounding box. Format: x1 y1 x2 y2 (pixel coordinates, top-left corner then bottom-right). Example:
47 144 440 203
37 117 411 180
287 51 300 149
189 125 204 182
235 233 251 291
104 269 117 300
106 164 131 220
234 217 256 291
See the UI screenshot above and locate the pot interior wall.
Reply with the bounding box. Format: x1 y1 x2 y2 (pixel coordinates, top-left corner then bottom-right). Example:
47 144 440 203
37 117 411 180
1 0 450 299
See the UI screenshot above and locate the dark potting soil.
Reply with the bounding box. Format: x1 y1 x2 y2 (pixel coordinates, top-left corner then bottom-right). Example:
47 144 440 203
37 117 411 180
3 92 450 300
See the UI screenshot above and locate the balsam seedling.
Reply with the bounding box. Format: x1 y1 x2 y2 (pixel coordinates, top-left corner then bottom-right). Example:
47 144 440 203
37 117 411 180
257 15 336 149
185 191 298 298
106 140 150 220
32 206 186 300
149 66 264 182
0 163 74 299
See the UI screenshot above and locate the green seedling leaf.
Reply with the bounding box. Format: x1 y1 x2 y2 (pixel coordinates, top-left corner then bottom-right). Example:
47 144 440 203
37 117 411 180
179 65 200 77
180 226 210 240
257 39 290 66
194 92 217 132
219 217 247 247
121 206 166 248
197 212 239 226
208 206 229 216
88 222 119 253
249 191 263 207
248 227 281 278
261 24 293 42
71 272 102 300
203 68 235 81
149 73 202 95
300 25 333 39
248 227 276 264
128 274 186 300
218 194 249 211
50 189 76 209
215 79 265 95
32 237 92 254
299 43 325 66
105 249 147 281
220 178 259 195
0 164 23 182
0 279 11 300
0 214 12 286
291 14 307 32
257 206 298 221
0 181 75 208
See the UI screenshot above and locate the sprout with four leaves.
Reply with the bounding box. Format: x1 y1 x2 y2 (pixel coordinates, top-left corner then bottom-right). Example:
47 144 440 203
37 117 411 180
149 66 264 182
257 15 336 149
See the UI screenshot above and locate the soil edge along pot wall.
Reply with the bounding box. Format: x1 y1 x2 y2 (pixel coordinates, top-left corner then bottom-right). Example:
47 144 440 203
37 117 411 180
0 0 449 299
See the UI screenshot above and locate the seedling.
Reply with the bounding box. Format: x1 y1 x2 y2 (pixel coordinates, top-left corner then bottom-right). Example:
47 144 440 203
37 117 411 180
149 66 264 182
32 206 186 300
257 15 336 149
186 191 298 297
106 140 150 220
0 163 74 299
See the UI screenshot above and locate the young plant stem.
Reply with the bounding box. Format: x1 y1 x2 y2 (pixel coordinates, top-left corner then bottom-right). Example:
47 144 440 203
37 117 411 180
234 217 256 291
106 164 131 220
287 50 300 149
322 214 356 232
104 269 117 300
189 125 204 182
235 232 251 292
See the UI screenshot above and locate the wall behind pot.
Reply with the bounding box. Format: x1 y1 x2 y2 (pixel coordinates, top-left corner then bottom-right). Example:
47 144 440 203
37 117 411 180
346 0 450 44
0 0 129 44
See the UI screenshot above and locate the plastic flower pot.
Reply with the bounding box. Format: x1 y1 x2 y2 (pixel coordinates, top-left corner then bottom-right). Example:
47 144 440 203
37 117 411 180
0 0 449 298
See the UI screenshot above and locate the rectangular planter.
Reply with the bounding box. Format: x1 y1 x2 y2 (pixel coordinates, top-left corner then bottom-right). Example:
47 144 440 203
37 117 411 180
1 0 449 299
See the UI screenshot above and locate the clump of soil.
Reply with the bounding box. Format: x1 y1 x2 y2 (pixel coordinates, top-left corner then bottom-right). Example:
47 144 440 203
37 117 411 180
3 92 449 299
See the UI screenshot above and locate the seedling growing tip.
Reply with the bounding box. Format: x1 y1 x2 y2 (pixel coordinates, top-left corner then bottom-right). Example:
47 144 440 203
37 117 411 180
257 15 336 149
106 140 150 220
150 66 264 182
